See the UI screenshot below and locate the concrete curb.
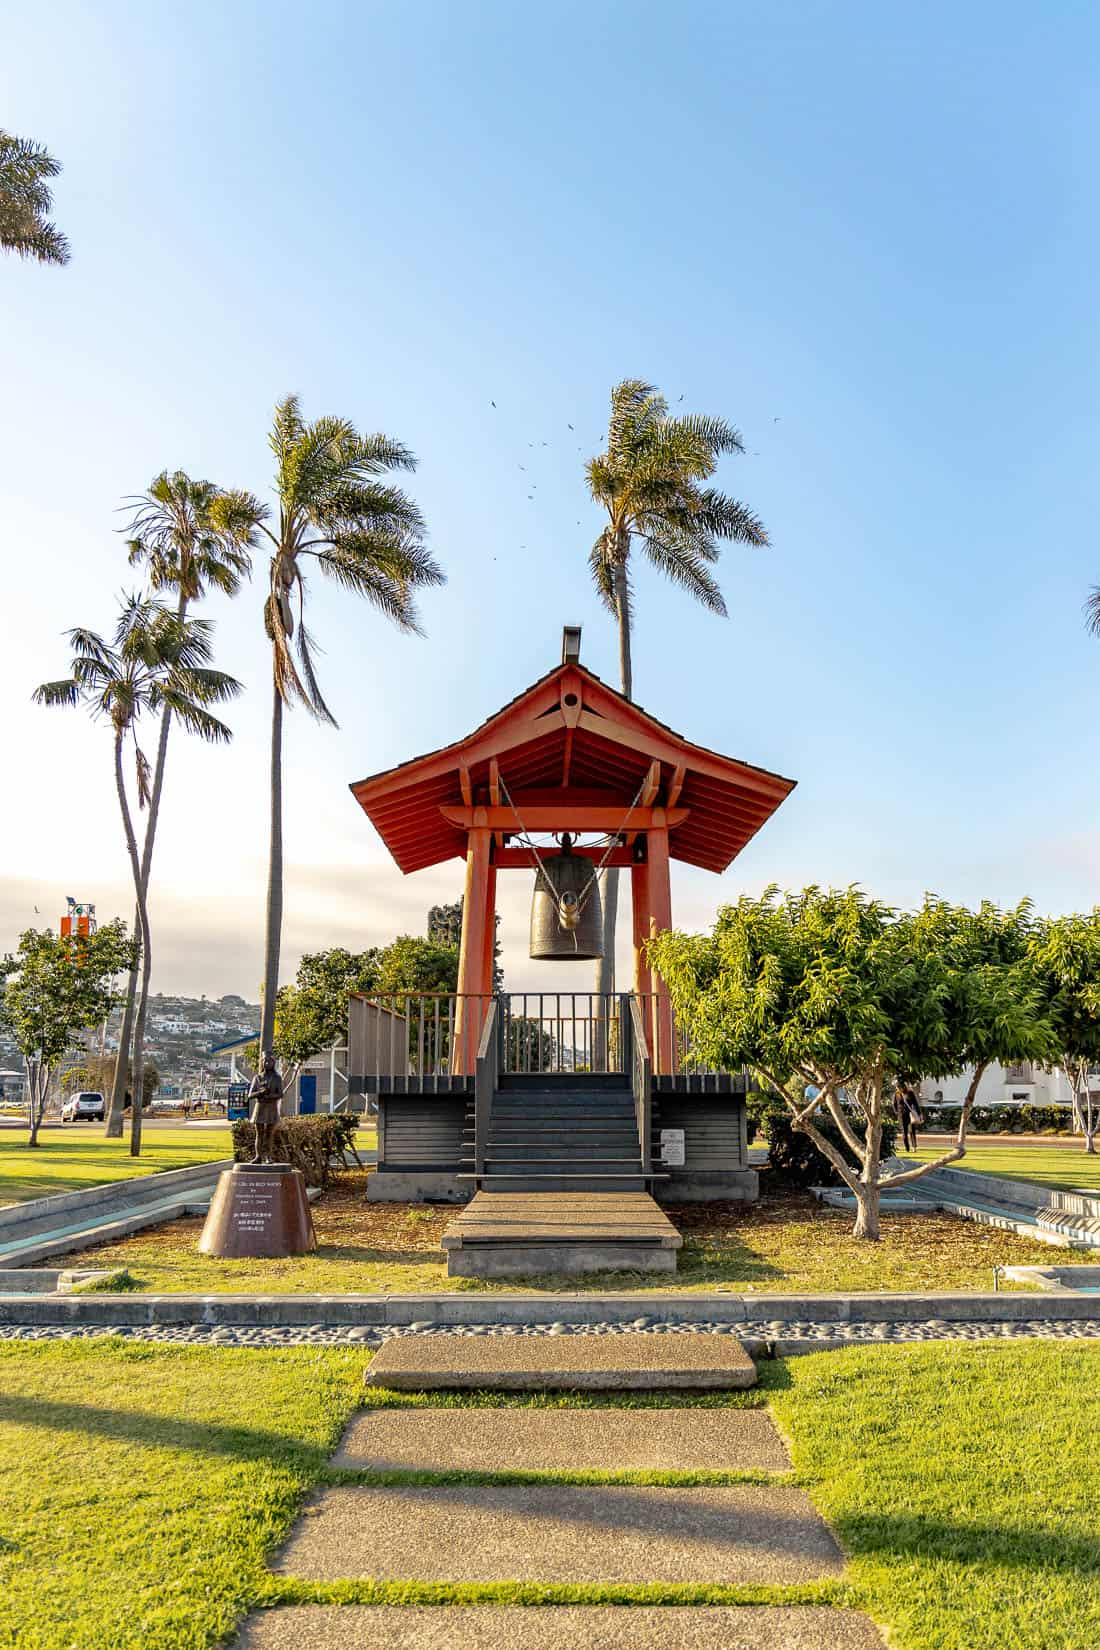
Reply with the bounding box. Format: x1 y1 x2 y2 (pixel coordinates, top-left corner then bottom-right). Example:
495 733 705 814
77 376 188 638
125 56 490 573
2 1288 1100 1328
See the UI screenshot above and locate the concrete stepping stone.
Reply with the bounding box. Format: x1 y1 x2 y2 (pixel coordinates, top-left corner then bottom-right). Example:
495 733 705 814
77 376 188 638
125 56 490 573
235 1605 885 1648
333 1406 790 1472
274 1484 844 1583
365 1331 757 1390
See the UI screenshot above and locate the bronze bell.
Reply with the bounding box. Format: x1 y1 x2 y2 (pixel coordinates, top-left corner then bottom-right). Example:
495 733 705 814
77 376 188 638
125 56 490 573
529 833 604 960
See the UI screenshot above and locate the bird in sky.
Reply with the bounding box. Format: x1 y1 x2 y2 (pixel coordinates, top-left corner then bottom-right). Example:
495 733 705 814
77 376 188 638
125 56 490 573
773 416 781 422
491 400 496 408
567 423 574 430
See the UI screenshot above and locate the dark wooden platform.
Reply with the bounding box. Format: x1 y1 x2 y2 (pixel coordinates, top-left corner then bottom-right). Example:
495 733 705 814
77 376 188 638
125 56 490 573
441 1191 682 1278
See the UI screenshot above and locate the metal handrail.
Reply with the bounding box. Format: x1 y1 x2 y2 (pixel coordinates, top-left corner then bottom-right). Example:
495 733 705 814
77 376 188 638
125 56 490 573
474 998 500 1180
629 993 652 1175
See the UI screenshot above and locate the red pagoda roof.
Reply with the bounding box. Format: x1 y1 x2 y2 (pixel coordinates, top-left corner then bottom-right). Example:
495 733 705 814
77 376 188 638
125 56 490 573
349 659 796 875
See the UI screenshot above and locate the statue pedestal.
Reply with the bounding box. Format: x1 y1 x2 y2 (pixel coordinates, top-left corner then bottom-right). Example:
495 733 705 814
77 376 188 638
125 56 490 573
198 1163 317 1259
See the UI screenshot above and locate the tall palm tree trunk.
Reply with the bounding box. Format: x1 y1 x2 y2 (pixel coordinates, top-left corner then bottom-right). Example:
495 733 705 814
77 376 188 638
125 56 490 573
105 591 185 1137
594 555 633 1055
259 682 284 1054
104 902 139 1137
113 733 152 1156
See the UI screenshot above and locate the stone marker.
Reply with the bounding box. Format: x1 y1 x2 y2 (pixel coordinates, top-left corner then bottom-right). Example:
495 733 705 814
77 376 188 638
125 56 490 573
365 1330 757 1390
235 1606 885 1650
334 1406 790 1472
198 1164 316 1260
274 1484 844 1583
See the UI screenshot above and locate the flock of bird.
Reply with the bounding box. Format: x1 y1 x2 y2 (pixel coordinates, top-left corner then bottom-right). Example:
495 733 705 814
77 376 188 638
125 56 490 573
484 398 782 556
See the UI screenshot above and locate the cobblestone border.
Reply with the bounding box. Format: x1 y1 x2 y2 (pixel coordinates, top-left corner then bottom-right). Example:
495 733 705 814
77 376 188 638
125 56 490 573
3 1315 1100 1351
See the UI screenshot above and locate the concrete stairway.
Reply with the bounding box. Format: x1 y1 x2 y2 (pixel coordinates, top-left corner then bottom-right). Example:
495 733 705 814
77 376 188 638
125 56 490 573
463 1074 650 1193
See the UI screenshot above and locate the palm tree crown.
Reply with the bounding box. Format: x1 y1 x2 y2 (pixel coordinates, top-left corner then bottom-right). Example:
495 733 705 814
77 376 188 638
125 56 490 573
0 128 69 265
249 394 444 1054
124 471 259 607
35 595 240 782
258 393 444 725
587 378 768 696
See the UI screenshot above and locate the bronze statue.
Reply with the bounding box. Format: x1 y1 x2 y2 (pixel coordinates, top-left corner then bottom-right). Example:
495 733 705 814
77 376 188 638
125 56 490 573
247 1053 282 1163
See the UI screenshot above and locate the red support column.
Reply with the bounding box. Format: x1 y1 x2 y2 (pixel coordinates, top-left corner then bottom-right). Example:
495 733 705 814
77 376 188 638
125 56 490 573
454 822 492 1074
631 854 652 1000
646 822 675 1073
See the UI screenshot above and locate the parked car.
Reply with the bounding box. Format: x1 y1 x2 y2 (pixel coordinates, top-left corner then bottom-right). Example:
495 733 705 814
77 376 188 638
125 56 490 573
61 1091 105 1123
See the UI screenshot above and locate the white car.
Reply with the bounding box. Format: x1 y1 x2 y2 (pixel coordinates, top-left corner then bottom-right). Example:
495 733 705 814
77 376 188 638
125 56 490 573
61 1091 105 1123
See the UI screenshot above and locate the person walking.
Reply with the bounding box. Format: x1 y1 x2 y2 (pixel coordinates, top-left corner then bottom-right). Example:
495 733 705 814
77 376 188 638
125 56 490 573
897 1083 923 1153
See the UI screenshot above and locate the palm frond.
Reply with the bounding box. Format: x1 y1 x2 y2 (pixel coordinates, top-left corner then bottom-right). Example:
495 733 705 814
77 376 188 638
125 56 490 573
640 534 728 616
690 488 768 546
295 622 337 726
0 129 69 265
32 677 80 709
1085 587 1100 638
587 532 619 615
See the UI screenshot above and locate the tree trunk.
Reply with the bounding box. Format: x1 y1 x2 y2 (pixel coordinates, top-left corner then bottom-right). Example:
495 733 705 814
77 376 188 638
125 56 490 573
105 913 139 1137
851 1188 881 1241
113 733 152 1156
26 1058 45 1147
259 682 284 1055
594 551 632 1020
106 594 184 1137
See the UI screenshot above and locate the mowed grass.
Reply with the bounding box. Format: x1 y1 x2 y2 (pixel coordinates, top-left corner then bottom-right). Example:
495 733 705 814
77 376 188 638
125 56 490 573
0 1126 235 1206
61 1175 1091 1294
2 1339 1100 1648
914 1140 1100 1192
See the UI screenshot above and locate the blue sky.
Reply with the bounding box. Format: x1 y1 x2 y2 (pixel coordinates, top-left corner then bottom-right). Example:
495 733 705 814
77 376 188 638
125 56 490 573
3 0 1100 996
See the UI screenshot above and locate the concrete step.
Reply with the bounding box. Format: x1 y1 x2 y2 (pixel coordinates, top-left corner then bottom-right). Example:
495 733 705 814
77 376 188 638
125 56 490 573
273 1483 836 1584
463 1175 649 1192
333 1405 790 1472
234 1605 886 1650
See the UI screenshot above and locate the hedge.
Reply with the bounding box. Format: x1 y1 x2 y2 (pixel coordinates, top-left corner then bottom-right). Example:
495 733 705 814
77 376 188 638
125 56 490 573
923 1103 1074 1136
230 1114 359 1186
746 1089 898 1189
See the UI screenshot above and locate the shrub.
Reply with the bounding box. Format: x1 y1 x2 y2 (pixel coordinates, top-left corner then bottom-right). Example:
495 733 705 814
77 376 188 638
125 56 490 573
747 1089 897 1189
230 1114 359 1186
922 1103 1072 1136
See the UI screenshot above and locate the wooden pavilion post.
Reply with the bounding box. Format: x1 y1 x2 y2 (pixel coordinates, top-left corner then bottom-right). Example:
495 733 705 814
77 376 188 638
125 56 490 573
454 819 493 1075
631 822 675 1073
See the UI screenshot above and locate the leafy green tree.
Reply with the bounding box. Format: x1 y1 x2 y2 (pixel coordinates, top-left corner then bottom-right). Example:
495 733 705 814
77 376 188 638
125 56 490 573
232 396 443 1058
586 379 766 999
102 472 258 1137
648 887 1056 1240
1028 912 1100 1152
0 922 135 1145
35 596 240 1155
0 129 68 264
273 948 382 1069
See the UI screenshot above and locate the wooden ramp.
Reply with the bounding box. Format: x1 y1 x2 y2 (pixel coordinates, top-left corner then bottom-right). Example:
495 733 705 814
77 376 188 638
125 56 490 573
442 1190 681 1277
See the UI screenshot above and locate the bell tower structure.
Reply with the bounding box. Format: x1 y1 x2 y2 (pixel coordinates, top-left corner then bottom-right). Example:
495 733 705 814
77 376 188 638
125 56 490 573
349 628 795 1072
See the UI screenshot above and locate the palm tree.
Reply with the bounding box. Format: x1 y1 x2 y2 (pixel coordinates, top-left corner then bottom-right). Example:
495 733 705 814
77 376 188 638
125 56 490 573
99 473 259 1137
35 596 241 1154
586 379 768 1000
243 395 444 1055
0 129 69 264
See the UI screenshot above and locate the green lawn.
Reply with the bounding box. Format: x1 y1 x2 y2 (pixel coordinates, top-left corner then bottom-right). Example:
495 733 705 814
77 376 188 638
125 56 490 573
1 1339 1098 1649
915 1141 1100 1192
0 1126 234 1206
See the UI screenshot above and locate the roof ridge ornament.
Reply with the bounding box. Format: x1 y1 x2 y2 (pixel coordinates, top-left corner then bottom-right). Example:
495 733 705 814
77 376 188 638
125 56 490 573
561 624 582 665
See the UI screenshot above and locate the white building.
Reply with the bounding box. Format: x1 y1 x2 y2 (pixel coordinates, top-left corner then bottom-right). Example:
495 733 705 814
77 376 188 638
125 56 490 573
919 1062 1096 1110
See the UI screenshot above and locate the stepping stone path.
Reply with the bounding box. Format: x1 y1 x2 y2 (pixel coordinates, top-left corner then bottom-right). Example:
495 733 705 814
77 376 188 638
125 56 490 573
238 1332 886 1648
364 1329 758 1389
333 1405 792 1473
